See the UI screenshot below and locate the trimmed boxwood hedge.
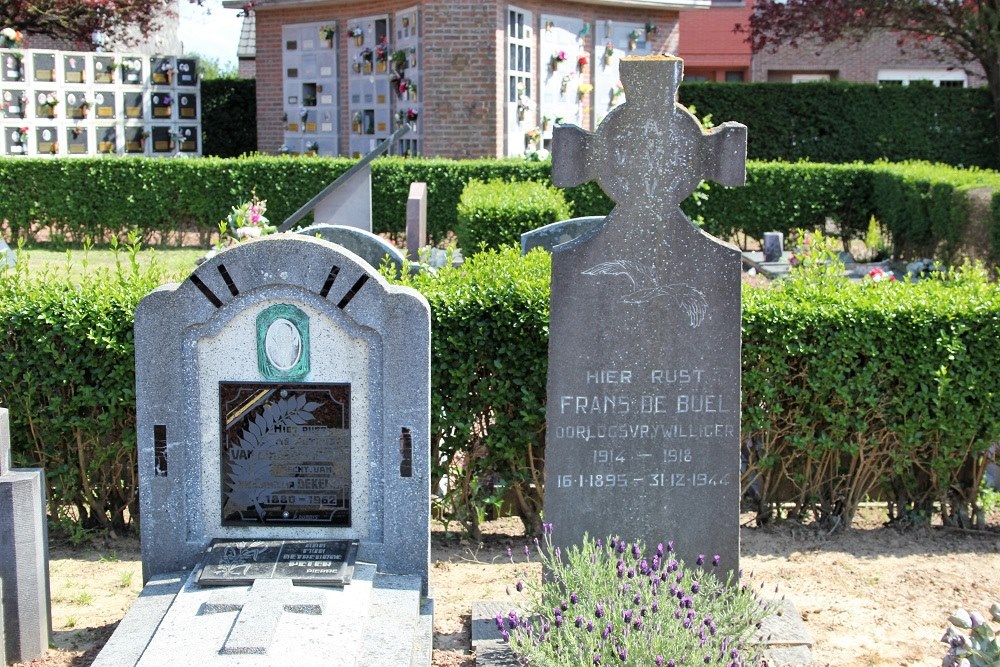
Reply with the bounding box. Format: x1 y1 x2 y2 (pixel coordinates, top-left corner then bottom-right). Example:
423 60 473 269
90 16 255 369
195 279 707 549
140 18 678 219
455 179 572 251
3 246 998 535
2 157 1000 262
678 81 999 169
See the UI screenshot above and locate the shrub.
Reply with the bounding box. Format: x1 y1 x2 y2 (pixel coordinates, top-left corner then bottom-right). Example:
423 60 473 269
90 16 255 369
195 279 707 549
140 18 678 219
678 81 999 169
455 179 572 252
499 531 769 666
0 239 169 532
200 78 257 158
396 246 551 538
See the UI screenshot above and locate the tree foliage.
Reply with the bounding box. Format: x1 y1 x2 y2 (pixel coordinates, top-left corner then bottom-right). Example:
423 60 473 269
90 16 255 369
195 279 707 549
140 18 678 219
742 1 1000 160
0 0 196 46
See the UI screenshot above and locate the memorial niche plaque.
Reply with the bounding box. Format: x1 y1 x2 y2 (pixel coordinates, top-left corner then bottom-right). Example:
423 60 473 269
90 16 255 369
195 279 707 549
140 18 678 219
196 538 360 586
220 382 351 527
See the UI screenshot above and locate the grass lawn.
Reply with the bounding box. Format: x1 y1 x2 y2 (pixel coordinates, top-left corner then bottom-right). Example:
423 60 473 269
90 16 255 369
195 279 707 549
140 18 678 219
8 244 204 281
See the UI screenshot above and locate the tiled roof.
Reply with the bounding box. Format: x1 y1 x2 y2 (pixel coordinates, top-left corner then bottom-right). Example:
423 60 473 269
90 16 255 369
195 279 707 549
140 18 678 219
237 9 256 59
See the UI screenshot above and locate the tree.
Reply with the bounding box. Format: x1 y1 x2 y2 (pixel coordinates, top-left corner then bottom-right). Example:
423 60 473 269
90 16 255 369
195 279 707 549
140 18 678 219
741 1 1000 160
0 0 198 47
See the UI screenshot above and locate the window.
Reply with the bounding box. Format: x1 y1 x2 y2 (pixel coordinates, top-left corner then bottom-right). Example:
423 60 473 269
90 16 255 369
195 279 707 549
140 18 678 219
877 69 966 88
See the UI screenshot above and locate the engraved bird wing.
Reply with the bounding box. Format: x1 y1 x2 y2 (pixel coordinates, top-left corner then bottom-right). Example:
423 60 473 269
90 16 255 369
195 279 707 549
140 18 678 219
621 284 707 327
582 260 657 290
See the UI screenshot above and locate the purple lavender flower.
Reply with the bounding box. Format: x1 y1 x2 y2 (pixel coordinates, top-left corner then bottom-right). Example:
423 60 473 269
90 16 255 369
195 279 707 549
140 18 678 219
617 560 626 578
691 580 700 594
712 554 721 567
640 607 648 617
617 645 627 662
683 617 693 629
704 654 712 664
500 629 510 642
575 615 584 628
682 596 693 609
593 655 601 666
554 615 563 628
570 592 579 605
696 554 705 566
623 609 633 623
676 571 684 583
631 543 641 559
633 593 641 606
595 603 605 618
596 538 603 549
656 543 664 557
543 522 553 534
651 555 660 570
555 546 561 560
640 559 650 575
666 541 674 553
586 620 594 632
651 600 659 613
561 599 569 611
609 537 617 551
506 546 512 560
516 580 524 592
667 661 676 667
633 618 643 631
495 613 504 630
627 568 635 579
602 623 612 639
655 657 664 667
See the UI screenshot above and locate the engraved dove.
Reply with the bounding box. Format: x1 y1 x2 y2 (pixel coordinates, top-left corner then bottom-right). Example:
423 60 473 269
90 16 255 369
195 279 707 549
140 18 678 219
582 260 708 327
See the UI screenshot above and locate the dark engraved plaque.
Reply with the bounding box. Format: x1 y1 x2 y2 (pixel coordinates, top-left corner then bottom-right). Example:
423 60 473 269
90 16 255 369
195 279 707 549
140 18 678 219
220 382 351 527
196 538 359 586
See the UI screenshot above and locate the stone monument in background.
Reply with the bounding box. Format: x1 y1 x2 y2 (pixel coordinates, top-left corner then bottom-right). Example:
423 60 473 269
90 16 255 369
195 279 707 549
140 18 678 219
545 55 747 574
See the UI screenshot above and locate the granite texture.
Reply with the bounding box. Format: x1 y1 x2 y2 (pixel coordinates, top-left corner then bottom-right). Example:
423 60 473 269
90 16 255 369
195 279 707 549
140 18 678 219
134 235 431 592
520 216 605 255
406 182 427 262
297 223 409 277
0 408 8 475
97 565 431 666
546 56 747 573
0 466 50 664
313 163 373 232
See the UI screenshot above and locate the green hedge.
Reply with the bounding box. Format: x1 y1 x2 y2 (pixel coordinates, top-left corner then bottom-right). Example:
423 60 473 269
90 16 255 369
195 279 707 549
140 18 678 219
4 246 998 535
0 246 168 532
679 81 999 169
201 79 258 158
455 179 572 251
3 156 998 261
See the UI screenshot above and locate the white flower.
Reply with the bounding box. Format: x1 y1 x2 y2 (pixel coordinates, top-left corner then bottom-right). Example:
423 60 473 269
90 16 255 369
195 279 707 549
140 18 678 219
1 28 15 40
235 227 262 239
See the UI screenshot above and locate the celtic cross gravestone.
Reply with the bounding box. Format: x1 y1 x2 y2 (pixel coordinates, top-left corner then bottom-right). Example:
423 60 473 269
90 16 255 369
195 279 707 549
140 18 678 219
546 55 747 574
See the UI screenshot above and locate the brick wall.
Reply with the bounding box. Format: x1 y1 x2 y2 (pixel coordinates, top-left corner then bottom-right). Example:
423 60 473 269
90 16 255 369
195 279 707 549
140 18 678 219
678 1 751 81
753 32 986 86
255 0 684 158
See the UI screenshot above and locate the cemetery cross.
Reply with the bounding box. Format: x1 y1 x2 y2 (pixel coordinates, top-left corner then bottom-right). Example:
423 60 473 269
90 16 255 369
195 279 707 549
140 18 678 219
546 55 747 575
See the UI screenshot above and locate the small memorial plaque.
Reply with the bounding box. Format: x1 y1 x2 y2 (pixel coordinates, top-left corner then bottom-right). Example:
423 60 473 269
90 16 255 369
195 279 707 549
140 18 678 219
33 53 55 81
63 54 85 83
66 127 88 154
196 538 359 587
124 91 143 119
176 58 198 86
220 382 351 527
97 126 117 153
93 56 115 83
2 54 23 82
178 93 197 119
124 126 145 153
151 56 173 84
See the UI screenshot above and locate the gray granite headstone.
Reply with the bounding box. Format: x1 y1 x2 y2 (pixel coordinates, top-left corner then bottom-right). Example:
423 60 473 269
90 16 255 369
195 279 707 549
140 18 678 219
0 407 51 664
546 56 746 574
297 223 411 276
132 235 431 589
520 216 605 255
763 231 784 263
406 182 428 262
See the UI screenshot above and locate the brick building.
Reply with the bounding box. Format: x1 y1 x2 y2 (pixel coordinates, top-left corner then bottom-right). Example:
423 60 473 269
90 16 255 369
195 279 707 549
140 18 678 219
243 0 709 159
677 0 749 82
673 0 983 88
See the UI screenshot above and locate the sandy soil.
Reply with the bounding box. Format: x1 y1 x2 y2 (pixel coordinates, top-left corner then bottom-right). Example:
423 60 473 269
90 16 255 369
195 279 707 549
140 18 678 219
11 508 1000 667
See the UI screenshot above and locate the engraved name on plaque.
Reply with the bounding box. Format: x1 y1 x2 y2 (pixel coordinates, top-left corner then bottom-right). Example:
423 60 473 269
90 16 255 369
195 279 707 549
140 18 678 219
220 383 351 526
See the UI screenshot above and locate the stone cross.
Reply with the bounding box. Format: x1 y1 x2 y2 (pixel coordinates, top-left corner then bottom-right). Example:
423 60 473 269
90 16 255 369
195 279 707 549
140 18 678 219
545 56 747 575
200 579 326 655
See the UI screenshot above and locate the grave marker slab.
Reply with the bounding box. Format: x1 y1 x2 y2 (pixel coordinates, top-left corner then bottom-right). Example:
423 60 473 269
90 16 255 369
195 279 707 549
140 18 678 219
0 407 51 664
546 56 746 573
97 234 433 665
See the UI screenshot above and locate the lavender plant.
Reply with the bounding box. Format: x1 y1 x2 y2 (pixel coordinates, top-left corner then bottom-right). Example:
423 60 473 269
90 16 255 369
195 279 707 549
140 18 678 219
941 603 1000 667
498 526 770 666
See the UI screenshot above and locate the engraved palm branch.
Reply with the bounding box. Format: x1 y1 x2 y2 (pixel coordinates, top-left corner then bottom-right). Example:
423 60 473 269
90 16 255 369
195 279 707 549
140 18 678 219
582 260 708 327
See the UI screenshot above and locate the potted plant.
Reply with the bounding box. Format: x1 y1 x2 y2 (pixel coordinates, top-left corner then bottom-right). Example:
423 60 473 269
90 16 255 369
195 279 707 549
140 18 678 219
375 37 389 73
645 22 657 41
351 112 362 134
560 74 572 95
577 54 588 71
320 25 335 46
628 29 641 51
348 26 364 47
359 47 373 73
525 126 541 148
550 49 567 72
604 42 615 66
577 82 593 101
392 49 408 75
610 82 625 107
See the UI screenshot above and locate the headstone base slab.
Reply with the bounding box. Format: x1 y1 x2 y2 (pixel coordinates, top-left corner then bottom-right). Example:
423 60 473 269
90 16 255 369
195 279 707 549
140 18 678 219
95 564 432 666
